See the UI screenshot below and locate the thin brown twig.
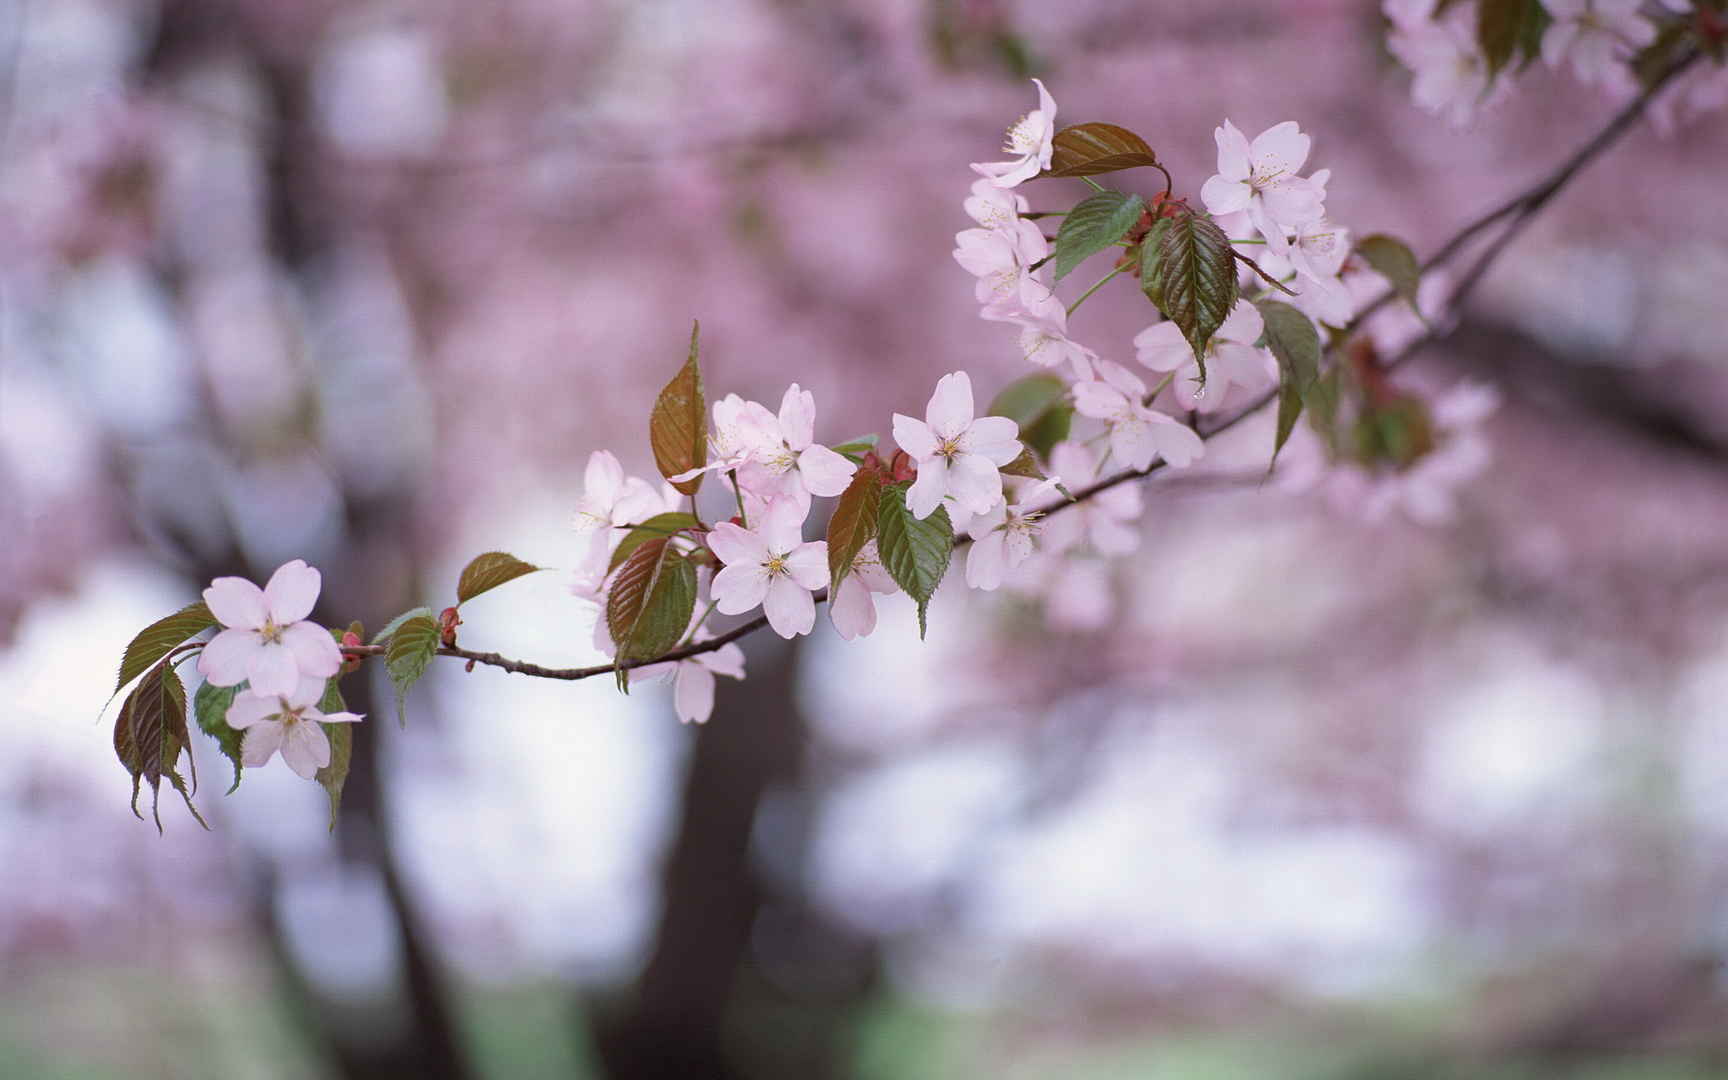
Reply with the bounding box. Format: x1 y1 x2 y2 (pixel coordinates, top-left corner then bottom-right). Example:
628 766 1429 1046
348 52 1697 685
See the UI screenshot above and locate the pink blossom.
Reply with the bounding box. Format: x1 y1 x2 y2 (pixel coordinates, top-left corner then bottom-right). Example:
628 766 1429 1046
1013 291 1097 379
733 384 858 514
1542 0 1655 87
630 625 746 725
1038 441 1143 557
892 371 1023 520
970 78 1057 188
953 219 1052 320
708 498 829 638
1073 361 1206 472
1199 120 1325 252
964 479 1056 592
225 673 363 779
963 177 1029 230
198 560 343 698
829 539 898 641
1386 7 1500 127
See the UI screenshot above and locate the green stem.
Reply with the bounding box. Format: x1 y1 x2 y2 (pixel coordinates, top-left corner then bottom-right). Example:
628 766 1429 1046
728 470 748 528
1066 265 1126 316
679 598 721 647
1141 370 1177 407
1022 211 1066 220
1081 177 1108 193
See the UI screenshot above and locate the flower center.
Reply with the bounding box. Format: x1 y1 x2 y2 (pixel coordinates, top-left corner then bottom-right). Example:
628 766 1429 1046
1003 114 1039 155
258 618 284 645
936 436 964 460
765 554 788 577
276 700 305 728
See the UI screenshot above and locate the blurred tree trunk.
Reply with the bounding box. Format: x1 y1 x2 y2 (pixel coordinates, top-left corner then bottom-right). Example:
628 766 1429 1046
590 636 879 1080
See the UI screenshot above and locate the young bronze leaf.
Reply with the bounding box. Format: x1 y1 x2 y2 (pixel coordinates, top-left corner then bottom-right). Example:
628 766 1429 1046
193 679 246 795
456 552 542 605
606 538 698 673
827 470 882 588
877 483 953 639
988 372 1072 460
1258 300 1324 464
1141 211 1239 377
1043 123 1161 178
607 512 704 573
385 613 440 727
120 660 196 833
115 601 216 694
1053 191 1145 281
315 678 351 833
651 321 708 495
1354 234 1422 307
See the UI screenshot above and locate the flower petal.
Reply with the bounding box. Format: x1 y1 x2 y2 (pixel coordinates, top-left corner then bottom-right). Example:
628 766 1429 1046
948 453 1005 516
673 664 717 724
693 642 747 680
1133 321 1191 372
240 721 284 768
964 416 1023 466
246 642 301 699
796 444 857 498
762 576 815 638
1213 119 1251 181
778 384 816 451
828 576 878 641
925 371 975 438
282 621 343 681
966 532 1007 591
783 541 830 590
892 414 938 462
1200 175 1251 216
263 560 321 625
204 577 269 631
707 522 770 567
712 563 770 615
281 721 331 779
906 458 948 520
225 692 281 731
1249 121 1310 178
198 628 260 687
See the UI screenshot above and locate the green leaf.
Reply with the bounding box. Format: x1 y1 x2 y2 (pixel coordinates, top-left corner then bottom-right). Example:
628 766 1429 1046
607 512 704 574
651 321 708 496
876 484 953 639
1043 123 1161 179
456 552 542 605
827 470 881 588
315 678 351 833
385 614 440 727
1000 449 1046 480
606 538 699 683
1053 191 1144 281
1354 234 1422 307
1140 211 1240 383
115 660 205 833
1477 0 1547 78
988 372 1071 460
1257 300 1325 465
115 601 216 694
193 680 246 795
830 434 878 462
371 606 435 645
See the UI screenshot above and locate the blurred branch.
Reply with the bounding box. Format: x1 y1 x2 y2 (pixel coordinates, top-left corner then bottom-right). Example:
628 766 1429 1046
337 46 1700 687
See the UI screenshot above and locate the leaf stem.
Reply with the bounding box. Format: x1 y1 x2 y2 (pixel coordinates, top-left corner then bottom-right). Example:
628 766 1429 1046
1081 177 1108 193
728 469 749 528
1066 265 1126 316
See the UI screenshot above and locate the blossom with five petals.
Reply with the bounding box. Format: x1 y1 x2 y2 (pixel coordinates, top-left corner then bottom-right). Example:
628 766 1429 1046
1199 120 1325 252
708 498 829 638
732 384 858 515
1134 300 1275 413
892 371 1023 520
1072 361 1206 471
225 673 363 779
965 479 1057 592
198 560 343 698
1541 0 1655 87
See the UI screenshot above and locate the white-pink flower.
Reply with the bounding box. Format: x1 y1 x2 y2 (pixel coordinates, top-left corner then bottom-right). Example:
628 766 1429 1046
964 479 1056 592
708 498 829 638
733 384 858 514
1199 120 1325 252
892 371 1023 520
630 628 746 725
225 673 363 779
954 219 1051 320
1134 299 1275 413
1386 7 1499 127
1038 441 1143 557
970 78 1057 188
1073 361 1206 471
1013 290 1098 379
829 540 899 641
198 560 343 698
1541 0 1654 87
963 177 1030 230
571 451 681 604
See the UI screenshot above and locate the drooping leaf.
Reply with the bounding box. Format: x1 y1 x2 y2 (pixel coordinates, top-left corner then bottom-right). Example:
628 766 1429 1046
607 512 704 573
456 552 542 605
371 607 436 646
988 372 1071 460
315 678 351 833
606 538 698 684
115 601 216 695
1477 0 1548 77
1053 191 1145 281
1258 300 1325 465
1043 123 1161 178
827 469 882 588
650 321 708 495
876 484 953 639
1354 234 1422 307
116 660 205 833
193 680 246 795
385 613 440 727
1140 211 1240 380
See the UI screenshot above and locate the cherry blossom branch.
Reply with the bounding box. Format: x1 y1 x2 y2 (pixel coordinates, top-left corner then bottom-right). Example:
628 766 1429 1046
344 58 1696 686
